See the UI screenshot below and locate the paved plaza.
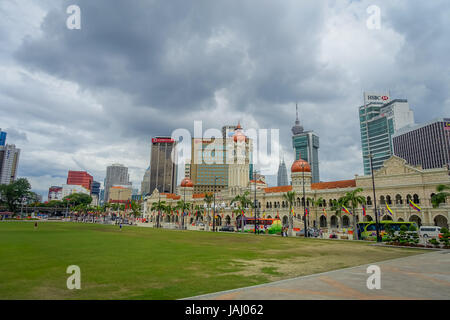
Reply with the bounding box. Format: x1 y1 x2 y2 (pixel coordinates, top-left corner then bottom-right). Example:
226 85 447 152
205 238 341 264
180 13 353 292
185 250 450 300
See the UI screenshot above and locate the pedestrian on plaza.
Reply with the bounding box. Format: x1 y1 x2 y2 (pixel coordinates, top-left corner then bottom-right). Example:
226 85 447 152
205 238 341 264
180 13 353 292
119 223 123 231
34 222 38 230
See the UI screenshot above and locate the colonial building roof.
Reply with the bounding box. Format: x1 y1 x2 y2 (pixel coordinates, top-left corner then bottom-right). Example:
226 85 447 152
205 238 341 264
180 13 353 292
161 193 181 200
311 179 356 190
264 185 293 193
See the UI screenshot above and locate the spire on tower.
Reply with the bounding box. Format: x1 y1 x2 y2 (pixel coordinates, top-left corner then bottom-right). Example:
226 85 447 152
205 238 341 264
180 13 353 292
291 102 304 135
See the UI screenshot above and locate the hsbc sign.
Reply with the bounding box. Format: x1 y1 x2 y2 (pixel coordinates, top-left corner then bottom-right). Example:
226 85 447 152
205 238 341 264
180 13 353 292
364 92 390 104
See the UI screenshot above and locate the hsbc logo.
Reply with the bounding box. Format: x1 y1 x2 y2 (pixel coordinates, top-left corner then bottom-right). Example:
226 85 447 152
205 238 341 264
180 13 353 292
367 95 389 102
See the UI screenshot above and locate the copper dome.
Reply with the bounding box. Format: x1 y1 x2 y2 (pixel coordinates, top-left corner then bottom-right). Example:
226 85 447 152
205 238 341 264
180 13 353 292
291 154 311 173
180 177 194 187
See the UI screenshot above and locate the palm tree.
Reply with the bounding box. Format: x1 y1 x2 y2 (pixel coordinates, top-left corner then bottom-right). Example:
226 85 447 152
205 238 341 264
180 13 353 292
164 204 174 224
341 188 366 240
331 197 346 230
283 191 296 235
176 200 191 229
432 184 450 208
231 191 252 233
204 193 213 230
151 200 166 228
194 205 204 223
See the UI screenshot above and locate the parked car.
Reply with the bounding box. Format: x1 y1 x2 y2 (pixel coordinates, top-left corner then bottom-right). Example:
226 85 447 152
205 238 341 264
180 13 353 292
419 226 441 238
296 228 319 237
220 225 235 232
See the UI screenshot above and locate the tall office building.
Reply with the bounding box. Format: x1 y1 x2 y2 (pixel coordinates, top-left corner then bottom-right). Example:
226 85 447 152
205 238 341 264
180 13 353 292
393 118 450 169
104 164 131 201
291 105 320 183
141 166 151 196
277 158 289 186
190 123 253 193
149 137 177 194
67 170 93 191
359 92 415 175
0 128 6 146
0 144 20 185
191 137 229 193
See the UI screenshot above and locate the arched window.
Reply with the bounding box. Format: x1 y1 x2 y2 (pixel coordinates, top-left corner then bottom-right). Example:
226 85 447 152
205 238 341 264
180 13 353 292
342 216 350 228
413 194 420 204
323 199 327 207
330 216 338 228
395 194 402 205
366 196 372 206
380 196 385 205
320 215 327 227
406 194 412 203
386 195 392 205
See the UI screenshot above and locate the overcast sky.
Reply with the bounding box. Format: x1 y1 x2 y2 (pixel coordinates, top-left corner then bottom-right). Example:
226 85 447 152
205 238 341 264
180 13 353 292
1 0 449 199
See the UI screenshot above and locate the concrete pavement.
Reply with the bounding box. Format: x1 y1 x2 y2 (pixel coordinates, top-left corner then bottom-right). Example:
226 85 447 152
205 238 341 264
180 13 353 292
184 251 450 300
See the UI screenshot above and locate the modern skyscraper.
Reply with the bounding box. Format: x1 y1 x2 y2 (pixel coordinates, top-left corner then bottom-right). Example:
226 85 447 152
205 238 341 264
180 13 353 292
67 170 93 191
141 166 151 196
104 164 131 201
277 158 288 186
359 92 415 175
0 128 6 146
149 137 177 194
291 104 320 183
190 123 253 193
0 144 20 185
191 137 229 194
393 118 450 169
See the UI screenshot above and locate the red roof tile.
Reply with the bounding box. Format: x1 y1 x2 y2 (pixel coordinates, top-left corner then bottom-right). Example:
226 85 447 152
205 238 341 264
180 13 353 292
311 179 356 190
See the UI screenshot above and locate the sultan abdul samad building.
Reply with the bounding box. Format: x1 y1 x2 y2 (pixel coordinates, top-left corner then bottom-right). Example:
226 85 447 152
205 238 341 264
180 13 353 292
143 123 450 230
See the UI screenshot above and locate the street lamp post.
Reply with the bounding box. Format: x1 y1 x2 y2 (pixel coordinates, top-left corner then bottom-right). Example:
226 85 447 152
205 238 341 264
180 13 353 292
183 186 186 230
213 177 217 232
253 170 258 235
302 163 308 238
368 153 381 242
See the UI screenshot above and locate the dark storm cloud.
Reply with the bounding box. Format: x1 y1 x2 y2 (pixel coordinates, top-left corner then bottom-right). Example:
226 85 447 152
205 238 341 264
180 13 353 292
2 0 450 198
16 0 329 114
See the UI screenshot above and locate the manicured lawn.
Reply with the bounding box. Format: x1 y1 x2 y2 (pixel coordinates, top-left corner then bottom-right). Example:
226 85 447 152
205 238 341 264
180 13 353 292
0 221 424 299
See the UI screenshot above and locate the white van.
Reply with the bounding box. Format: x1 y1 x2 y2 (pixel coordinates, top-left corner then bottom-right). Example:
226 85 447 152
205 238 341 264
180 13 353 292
419 226 441 238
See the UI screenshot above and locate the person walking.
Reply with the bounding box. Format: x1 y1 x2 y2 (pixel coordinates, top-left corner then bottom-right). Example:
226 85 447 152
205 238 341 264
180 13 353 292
119 222 123 231
34 222 38 230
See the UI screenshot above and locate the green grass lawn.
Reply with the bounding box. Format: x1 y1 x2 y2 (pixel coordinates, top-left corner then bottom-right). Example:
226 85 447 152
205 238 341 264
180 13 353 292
0 221 424 300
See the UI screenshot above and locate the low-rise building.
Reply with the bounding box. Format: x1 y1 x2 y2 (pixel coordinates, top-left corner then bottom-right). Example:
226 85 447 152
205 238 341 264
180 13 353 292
143 155 450 230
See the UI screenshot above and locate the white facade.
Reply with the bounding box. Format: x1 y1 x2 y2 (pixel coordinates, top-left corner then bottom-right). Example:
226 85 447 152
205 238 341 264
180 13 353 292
62 184 90 198
382 100 415 131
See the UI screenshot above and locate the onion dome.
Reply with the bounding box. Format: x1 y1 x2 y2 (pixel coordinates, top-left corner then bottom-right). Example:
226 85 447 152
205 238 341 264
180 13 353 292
291 154 311 173
233 121 247 142
180 177 194 187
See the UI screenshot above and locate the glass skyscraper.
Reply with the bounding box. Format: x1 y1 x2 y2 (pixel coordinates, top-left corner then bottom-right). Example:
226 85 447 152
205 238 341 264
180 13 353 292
359 93 415 175
291 105 320 183
0 129 6 146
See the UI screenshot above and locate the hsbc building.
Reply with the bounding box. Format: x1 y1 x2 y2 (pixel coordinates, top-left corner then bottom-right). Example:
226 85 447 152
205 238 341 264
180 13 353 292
359 92 414 175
